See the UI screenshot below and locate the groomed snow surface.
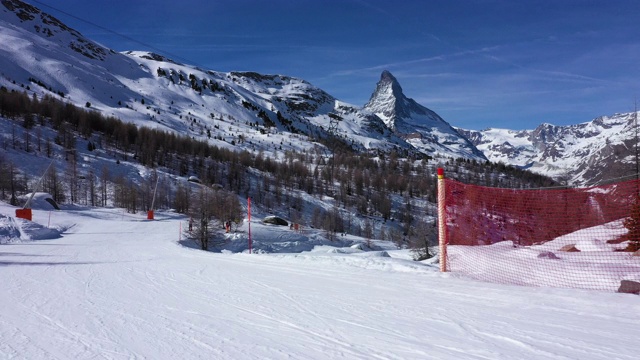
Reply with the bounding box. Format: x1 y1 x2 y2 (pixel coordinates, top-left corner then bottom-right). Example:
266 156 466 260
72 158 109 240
2 200 640 359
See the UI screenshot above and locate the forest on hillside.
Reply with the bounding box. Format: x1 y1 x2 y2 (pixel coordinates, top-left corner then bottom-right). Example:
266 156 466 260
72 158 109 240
0 86 558 251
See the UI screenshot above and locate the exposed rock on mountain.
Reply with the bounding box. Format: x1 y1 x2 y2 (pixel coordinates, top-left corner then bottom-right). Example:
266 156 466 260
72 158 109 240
364 71 486 160
458 112 640 185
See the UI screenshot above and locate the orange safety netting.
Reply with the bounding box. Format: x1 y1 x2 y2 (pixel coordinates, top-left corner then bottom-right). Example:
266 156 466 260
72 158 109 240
441 177 640 292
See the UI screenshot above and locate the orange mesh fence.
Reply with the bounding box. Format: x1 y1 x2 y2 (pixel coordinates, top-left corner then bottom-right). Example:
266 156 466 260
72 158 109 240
441 177 640 292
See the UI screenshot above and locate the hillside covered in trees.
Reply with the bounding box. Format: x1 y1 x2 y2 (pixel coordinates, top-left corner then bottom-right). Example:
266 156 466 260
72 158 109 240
0 87 557 251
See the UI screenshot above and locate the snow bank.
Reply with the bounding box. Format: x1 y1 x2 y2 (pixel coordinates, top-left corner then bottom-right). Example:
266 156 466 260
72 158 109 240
17 192 60 210
0 213 22 244
0 204 62 243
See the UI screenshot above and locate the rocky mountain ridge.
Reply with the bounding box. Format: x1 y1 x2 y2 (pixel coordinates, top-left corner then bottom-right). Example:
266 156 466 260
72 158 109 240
458 111 640 185
1 0 636 186
364 71 486 161
0 0 482 162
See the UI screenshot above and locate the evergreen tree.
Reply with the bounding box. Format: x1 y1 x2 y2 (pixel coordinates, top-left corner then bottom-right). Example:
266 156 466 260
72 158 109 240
22 113 35 129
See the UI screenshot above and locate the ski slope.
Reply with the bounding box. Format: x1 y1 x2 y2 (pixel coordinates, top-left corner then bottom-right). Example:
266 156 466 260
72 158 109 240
1 203 640 359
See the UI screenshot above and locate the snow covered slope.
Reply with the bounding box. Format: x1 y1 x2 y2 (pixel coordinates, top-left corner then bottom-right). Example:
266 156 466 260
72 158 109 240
0 0 472 160
2 202 640 359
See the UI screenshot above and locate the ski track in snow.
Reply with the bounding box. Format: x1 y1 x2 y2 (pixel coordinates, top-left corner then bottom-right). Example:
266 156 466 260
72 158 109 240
1 205 640 359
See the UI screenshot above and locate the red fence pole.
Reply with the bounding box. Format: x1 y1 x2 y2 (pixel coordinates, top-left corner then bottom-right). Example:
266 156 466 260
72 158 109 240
437 168 448 272
248 197 252 254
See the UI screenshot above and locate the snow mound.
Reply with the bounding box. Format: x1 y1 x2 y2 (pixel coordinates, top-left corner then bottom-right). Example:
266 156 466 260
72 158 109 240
262 215 289 226
327 247 363 254
353 250 391 258
19 218 62 240
18 192 60 210
0 212 62 243
537 251 561 260
575 238 611 252
0 214 22 244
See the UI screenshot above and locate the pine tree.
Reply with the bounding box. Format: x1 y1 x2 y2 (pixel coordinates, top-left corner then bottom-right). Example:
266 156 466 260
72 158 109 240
409 218 436 261
189 187 217 250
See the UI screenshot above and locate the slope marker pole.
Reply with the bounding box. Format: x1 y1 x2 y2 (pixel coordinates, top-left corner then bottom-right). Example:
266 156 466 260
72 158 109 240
248 197 252 254
437 168 448 272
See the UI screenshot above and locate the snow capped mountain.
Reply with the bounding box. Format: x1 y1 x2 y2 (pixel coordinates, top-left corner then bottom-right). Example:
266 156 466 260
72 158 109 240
458 111 640 185
0 0 112 61
364 71 486 161
0 0 482 162
4 0 635 185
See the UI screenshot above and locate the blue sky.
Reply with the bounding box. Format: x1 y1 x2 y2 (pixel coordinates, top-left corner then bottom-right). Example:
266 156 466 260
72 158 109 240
31 0 640 130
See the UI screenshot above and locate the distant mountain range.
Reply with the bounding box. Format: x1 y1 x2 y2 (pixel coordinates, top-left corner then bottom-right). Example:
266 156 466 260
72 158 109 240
2 0 638 186
458 112 639 185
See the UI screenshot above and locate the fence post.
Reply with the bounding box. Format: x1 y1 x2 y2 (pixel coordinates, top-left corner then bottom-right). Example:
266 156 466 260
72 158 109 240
437 168 448 272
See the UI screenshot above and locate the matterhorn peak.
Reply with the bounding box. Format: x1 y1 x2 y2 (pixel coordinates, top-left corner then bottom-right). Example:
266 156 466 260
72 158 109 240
364 70 407 129
364 70 404 121
365 70 436 130
378 70 403 95
363 71 487 160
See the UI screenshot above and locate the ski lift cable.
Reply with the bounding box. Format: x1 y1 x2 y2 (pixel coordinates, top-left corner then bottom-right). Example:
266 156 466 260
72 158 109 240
29 0 208 69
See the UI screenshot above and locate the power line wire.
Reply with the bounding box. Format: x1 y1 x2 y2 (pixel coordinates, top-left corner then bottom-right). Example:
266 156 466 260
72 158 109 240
29 0 205 68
